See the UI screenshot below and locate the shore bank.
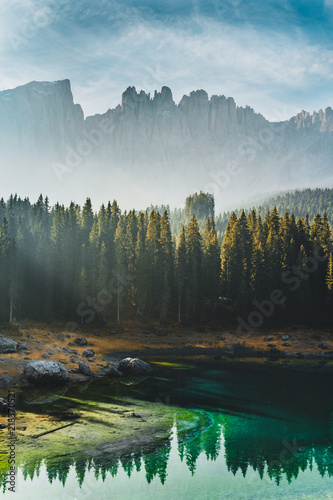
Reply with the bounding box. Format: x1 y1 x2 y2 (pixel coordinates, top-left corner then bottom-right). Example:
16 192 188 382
0 321 332 387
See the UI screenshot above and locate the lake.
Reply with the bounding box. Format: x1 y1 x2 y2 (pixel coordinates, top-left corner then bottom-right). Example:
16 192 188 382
0 357 332 499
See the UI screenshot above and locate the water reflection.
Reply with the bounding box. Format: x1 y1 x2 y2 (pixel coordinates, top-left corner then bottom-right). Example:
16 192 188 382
0 359 332 494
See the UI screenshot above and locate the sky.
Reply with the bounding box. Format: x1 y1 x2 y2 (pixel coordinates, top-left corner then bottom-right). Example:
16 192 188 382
0 0 333 120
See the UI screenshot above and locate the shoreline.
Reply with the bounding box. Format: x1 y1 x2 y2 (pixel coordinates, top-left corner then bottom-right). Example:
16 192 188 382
0 321 332 388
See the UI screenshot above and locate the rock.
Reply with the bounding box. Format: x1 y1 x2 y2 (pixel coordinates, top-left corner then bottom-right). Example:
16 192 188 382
117 357 153 376
104 366 121 377
267 344 276 348
75 337 88 346
318 342 328 350
23 361 70 386
220 336 226 341
155 329 166 337
48 352 55 355
83 349 95 358
282 335 290 341
24 357 30 360
42 353 50 359
78 361 94 377
56 333 65 340
0 337 17 354
270 347 281 354
26 334 34 339
264 336 274 342
18 342 29 351
281 342 291 346
0 398 8 413
68 342 75 346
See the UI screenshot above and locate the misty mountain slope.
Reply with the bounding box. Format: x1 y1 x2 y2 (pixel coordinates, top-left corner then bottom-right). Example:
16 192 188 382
0 79 332 210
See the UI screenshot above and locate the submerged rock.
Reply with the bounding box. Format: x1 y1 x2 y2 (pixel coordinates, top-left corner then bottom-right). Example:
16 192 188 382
104 366 122 377
117 357 153 376
0 337 17 354
23 361 70 386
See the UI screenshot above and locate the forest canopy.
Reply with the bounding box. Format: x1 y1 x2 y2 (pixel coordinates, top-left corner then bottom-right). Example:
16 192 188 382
0 189 332 327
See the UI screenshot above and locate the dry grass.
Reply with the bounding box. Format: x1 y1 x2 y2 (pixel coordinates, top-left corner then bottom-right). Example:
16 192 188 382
0 321 332 379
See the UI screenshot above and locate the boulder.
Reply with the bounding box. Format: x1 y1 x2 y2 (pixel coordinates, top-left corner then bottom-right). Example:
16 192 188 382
264 336 274 342
117 357 153 376
83 349 95 358
75 337 87 346
282 335 290 341
23 361 70 386
0 337 17 354
18 342 29 351
78 361 94 377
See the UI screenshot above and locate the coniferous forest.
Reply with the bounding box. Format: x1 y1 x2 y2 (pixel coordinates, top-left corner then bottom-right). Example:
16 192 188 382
0 191 332 327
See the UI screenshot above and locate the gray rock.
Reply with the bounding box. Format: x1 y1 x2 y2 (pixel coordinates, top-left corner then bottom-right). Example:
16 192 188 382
18 342 28 351
78 361 94 377
282 335 290 341
104 366 121 377
75 337 88 346
0 337 17 354
281 342 291 346
318 342 328 350
23 361 70 385
42 353 50 359
83 349 95 358
264 336 274 342
117 357 153 376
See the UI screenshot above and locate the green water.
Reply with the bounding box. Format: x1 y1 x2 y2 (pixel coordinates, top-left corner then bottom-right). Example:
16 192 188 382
1 358 333 499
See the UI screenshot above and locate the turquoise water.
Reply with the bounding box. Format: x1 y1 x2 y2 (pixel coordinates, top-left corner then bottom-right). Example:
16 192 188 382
1 359 333 499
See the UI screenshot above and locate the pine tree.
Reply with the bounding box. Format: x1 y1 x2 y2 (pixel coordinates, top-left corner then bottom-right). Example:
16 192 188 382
186 214 202 315
176 226 187 322
202 216 221 302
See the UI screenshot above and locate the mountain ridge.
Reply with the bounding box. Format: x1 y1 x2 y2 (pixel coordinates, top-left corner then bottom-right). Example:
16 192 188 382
1 79 332 210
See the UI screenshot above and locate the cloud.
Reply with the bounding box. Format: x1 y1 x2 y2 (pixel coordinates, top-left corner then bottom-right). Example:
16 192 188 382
0 0 332 120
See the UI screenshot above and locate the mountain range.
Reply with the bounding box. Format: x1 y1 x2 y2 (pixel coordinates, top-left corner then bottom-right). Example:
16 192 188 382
1 79 332 211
